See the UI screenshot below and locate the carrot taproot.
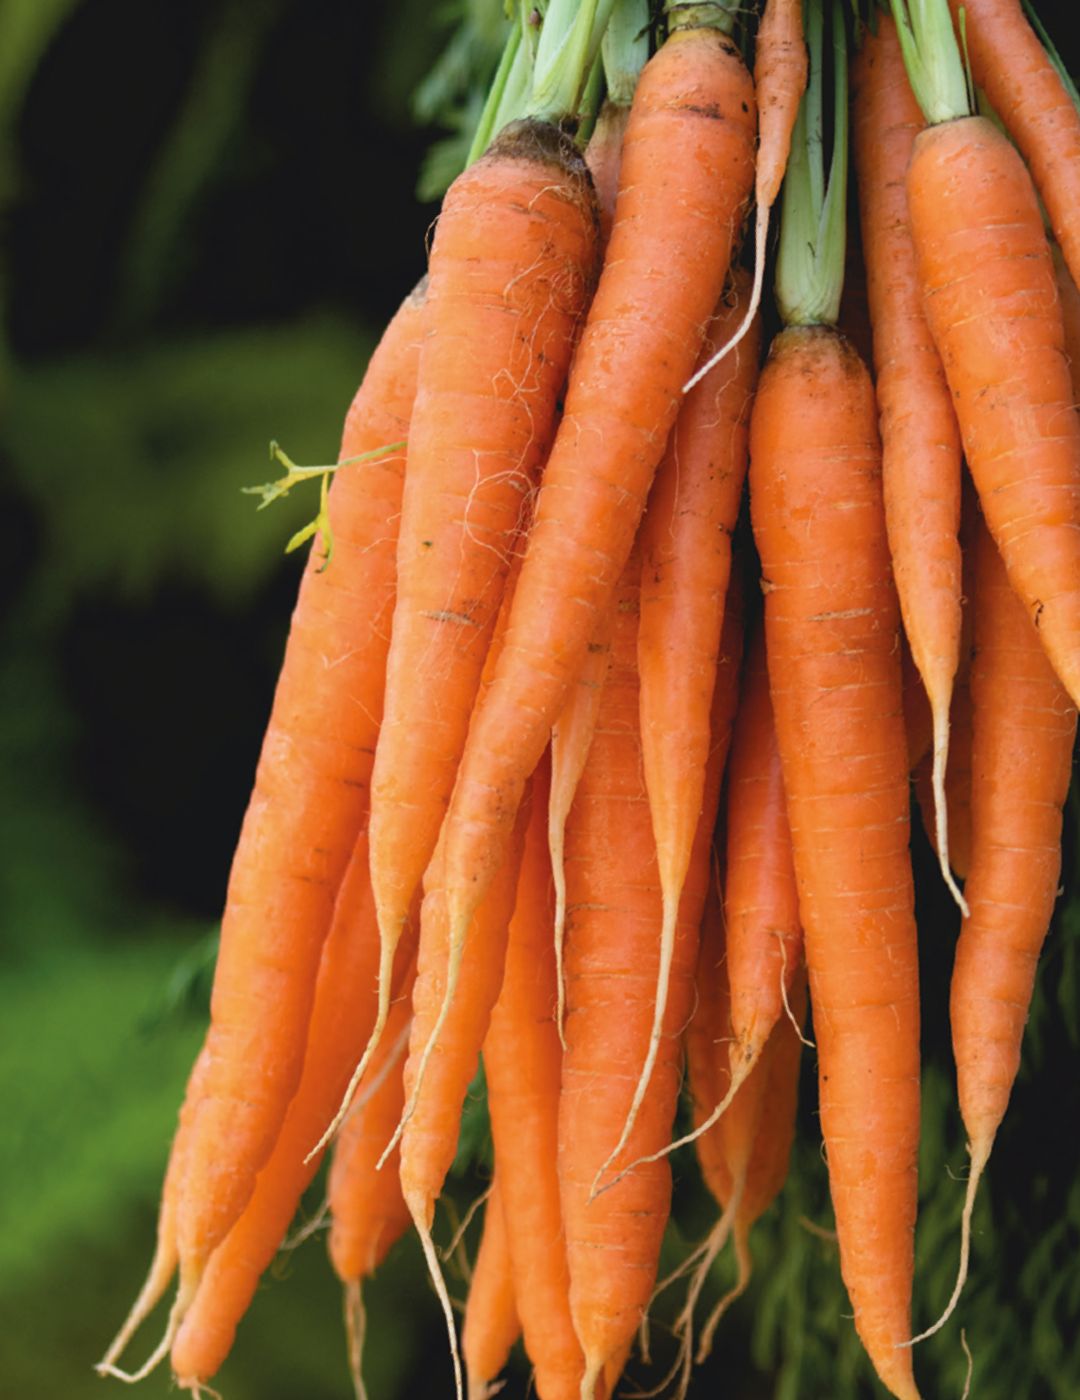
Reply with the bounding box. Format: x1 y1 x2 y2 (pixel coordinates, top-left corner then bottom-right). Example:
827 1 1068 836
723 617 803 1085
598 266 761 1177
364 117 598 1094
559 545 744 1399
684 0 806 388
436 5 757 995
750 321 922 1400
852 12 966 910
96 1046 210 1377
907 513 1077 1343
948 0 1080 291
894 0 1080 711
484 751 588 1400
462 1178 521 1400
326 957 415 1400
108 281 427 1373
170 833 414 1390
1053 240 1080 376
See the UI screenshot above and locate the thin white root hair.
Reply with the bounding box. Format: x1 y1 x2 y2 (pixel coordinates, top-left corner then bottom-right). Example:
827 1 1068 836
548 799 570 1050
960 1328 974 1400
696 1224 752 1363
96 1236 176 1372
377 922 467 1172
96 1274 194 1384
593 1054 757 1201
776 934 813 1048
932 703 970 917
409 1192 464 1400
590 885 682 1199
344 1278 370 1400
467 1373 508 1400
580 1354 604 1400
282 1197 330 1251
306 943 396 1164
899 1137 990 1347
682 201 768 394
440 1183 492 1266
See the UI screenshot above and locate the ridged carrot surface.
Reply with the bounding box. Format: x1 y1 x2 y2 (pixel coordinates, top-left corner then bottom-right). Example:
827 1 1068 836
906 113 1080 710
438 18 757 966
749 324 921 1400
950 0 1080 290
174 282 425 1314
852 14 964 899
171 834 410 1386
367 118 598 1020
462 1179 520 1400
484 754 587 1400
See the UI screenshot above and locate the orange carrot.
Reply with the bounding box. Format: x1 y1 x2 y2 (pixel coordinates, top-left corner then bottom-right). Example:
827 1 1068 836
437 8 757 994
462 1179 520 1400
170 834 413 1390
484 752 587 1400
366 118 598 1081
1053 240 1080 375
110 282 426 1372
750 325 921 1400
685 0 806 387
949 0 1080 290
326 958 416 1400
909 514 1077 1342
899 14 1080 711
853 12 966 908
724 619 803 1084
559 546 743 1398
604 268 760 1174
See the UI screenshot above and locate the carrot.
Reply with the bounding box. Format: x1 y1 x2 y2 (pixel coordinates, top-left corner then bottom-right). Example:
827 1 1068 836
948 0 1080 290
685 0 806 388
852 11 966 911
1053 240 1080 377
436 2 757 993
907 513 1077 1343
594 267 762 1178
894 0 1080 711
723 618 803 1085
96 1046 210 1377
169 834 414 1391
326 959 416 1400
363 114 597 1117
484 751 588 1400
104 281 427 1374
749 10 921 1391
559 546 744 1399
462 1179 520 1400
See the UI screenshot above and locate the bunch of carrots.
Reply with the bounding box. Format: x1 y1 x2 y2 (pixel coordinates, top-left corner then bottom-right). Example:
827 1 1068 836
97 0 1080 1396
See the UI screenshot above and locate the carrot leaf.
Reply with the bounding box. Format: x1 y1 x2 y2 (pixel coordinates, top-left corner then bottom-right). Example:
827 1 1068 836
889 0 970 124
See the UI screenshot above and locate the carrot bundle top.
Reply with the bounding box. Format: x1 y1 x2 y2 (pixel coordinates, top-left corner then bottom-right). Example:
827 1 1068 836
891 0 1080 711
436 0 757 988
749 5 921 1395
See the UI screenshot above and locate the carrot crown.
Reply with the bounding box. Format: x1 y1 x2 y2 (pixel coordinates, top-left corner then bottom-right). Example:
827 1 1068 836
774 0 847 327
466 17 531 166
602 0 650 105
889 0 971 124
665 1 739 37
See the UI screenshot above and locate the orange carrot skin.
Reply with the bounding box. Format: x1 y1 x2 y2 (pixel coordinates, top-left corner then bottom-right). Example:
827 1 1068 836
177 286 425 1288
749 325 920 1400
723 620 802 1070
1053 241 1080 391
559 552 743 1384
440 23 757 947
585 100 631 244
753 0 807 209
852 16 962 733
327 960 416 1287
906 115 1080 710
171 834 409 1383
398 786 532 1231
953 521 1076 1149
484 755 587 1400
951 0 1080 290
368 120 598 951
462 1179 520 1398
638 266 760 936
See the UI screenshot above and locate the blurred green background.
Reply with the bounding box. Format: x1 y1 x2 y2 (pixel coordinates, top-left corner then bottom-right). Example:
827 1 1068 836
2 2 1079 1398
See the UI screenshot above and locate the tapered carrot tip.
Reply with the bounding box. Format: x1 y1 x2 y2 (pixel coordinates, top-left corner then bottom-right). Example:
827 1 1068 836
406 1188 463 1400
343 1279 369 1400
95 1236 176 1373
